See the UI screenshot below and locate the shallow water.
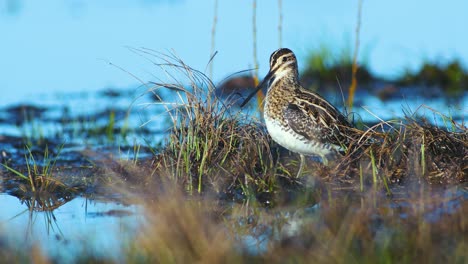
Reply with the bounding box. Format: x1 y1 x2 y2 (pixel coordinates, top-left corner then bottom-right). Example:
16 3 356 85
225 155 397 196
0 194 141 262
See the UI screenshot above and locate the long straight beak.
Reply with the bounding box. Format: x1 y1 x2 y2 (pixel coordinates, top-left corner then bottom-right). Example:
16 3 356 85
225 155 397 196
240 70 273 107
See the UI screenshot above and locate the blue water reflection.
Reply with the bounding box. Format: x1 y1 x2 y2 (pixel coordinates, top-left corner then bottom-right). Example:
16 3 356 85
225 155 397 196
0 194 142 262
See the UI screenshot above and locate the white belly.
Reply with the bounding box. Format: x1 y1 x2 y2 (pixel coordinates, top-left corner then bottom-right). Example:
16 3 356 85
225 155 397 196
264 115 336 158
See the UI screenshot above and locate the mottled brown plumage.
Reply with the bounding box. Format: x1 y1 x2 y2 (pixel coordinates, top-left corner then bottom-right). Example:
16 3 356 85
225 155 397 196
243 48 359 177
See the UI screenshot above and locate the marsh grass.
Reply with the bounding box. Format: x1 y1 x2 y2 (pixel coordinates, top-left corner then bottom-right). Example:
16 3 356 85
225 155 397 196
1 143 76 210
128 50 292 200
371 114 466 184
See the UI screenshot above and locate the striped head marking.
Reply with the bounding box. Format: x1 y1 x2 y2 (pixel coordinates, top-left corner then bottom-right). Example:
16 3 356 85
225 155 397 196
240 48 299 107
269 48 298 72
267 48 299 85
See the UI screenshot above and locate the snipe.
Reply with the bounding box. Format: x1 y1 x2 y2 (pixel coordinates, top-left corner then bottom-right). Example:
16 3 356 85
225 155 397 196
242 48 359 177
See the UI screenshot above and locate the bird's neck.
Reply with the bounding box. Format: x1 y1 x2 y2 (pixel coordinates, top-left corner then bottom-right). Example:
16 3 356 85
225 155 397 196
270 71 298 91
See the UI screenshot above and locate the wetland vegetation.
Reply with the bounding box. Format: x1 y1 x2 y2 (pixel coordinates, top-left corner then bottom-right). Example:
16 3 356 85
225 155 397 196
2 0 467 263
0 50 466 263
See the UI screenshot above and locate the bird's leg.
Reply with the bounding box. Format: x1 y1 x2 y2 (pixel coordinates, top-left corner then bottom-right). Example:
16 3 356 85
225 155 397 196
296 154 305 178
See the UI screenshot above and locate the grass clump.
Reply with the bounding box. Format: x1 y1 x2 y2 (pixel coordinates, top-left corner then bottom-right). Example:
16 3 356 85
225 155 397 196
137 51 292 201
1 143 76 210
332 112 467 189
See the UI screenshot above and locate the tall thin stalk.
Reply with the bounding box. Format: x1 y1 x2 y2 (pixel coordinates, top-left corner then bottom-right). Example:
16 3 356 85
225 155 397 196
347 0 363 112
252 0 264 111
252 0 258 75
209 0 218 80
278 0 283 47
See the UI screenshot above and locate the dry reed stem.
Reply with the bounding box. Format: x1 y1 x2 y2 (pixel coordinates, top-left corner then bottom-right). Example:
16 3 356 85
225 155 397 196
347 0 363 111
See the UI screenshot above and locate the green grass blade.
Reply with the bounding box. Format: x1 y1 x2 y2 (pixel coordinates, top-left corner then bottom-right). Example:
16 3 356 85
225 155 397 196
0 163 29 181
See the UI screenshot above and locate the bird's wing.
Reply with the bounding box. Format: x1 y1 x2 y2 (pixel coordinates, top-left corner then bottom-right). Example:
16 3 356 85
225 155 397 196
284 92 353 147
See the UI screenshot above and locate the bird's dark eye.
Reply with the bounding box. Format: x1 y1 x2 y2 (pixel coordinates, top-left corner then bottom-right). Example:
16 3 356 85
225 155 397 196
282 57 288 62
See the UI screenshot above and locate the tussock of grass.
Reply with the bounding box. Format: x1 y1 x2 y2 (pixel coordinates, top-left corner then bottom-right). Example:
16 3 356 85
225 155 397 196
403 118 467 182
332 114 467 188
1 144 77 210
138 52 290 200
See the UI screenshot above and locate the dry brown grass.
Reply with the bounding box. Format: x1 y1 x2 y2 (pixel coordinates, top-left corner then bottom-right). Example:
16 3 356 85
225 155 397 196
333 115 468 187
127 188 243 263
